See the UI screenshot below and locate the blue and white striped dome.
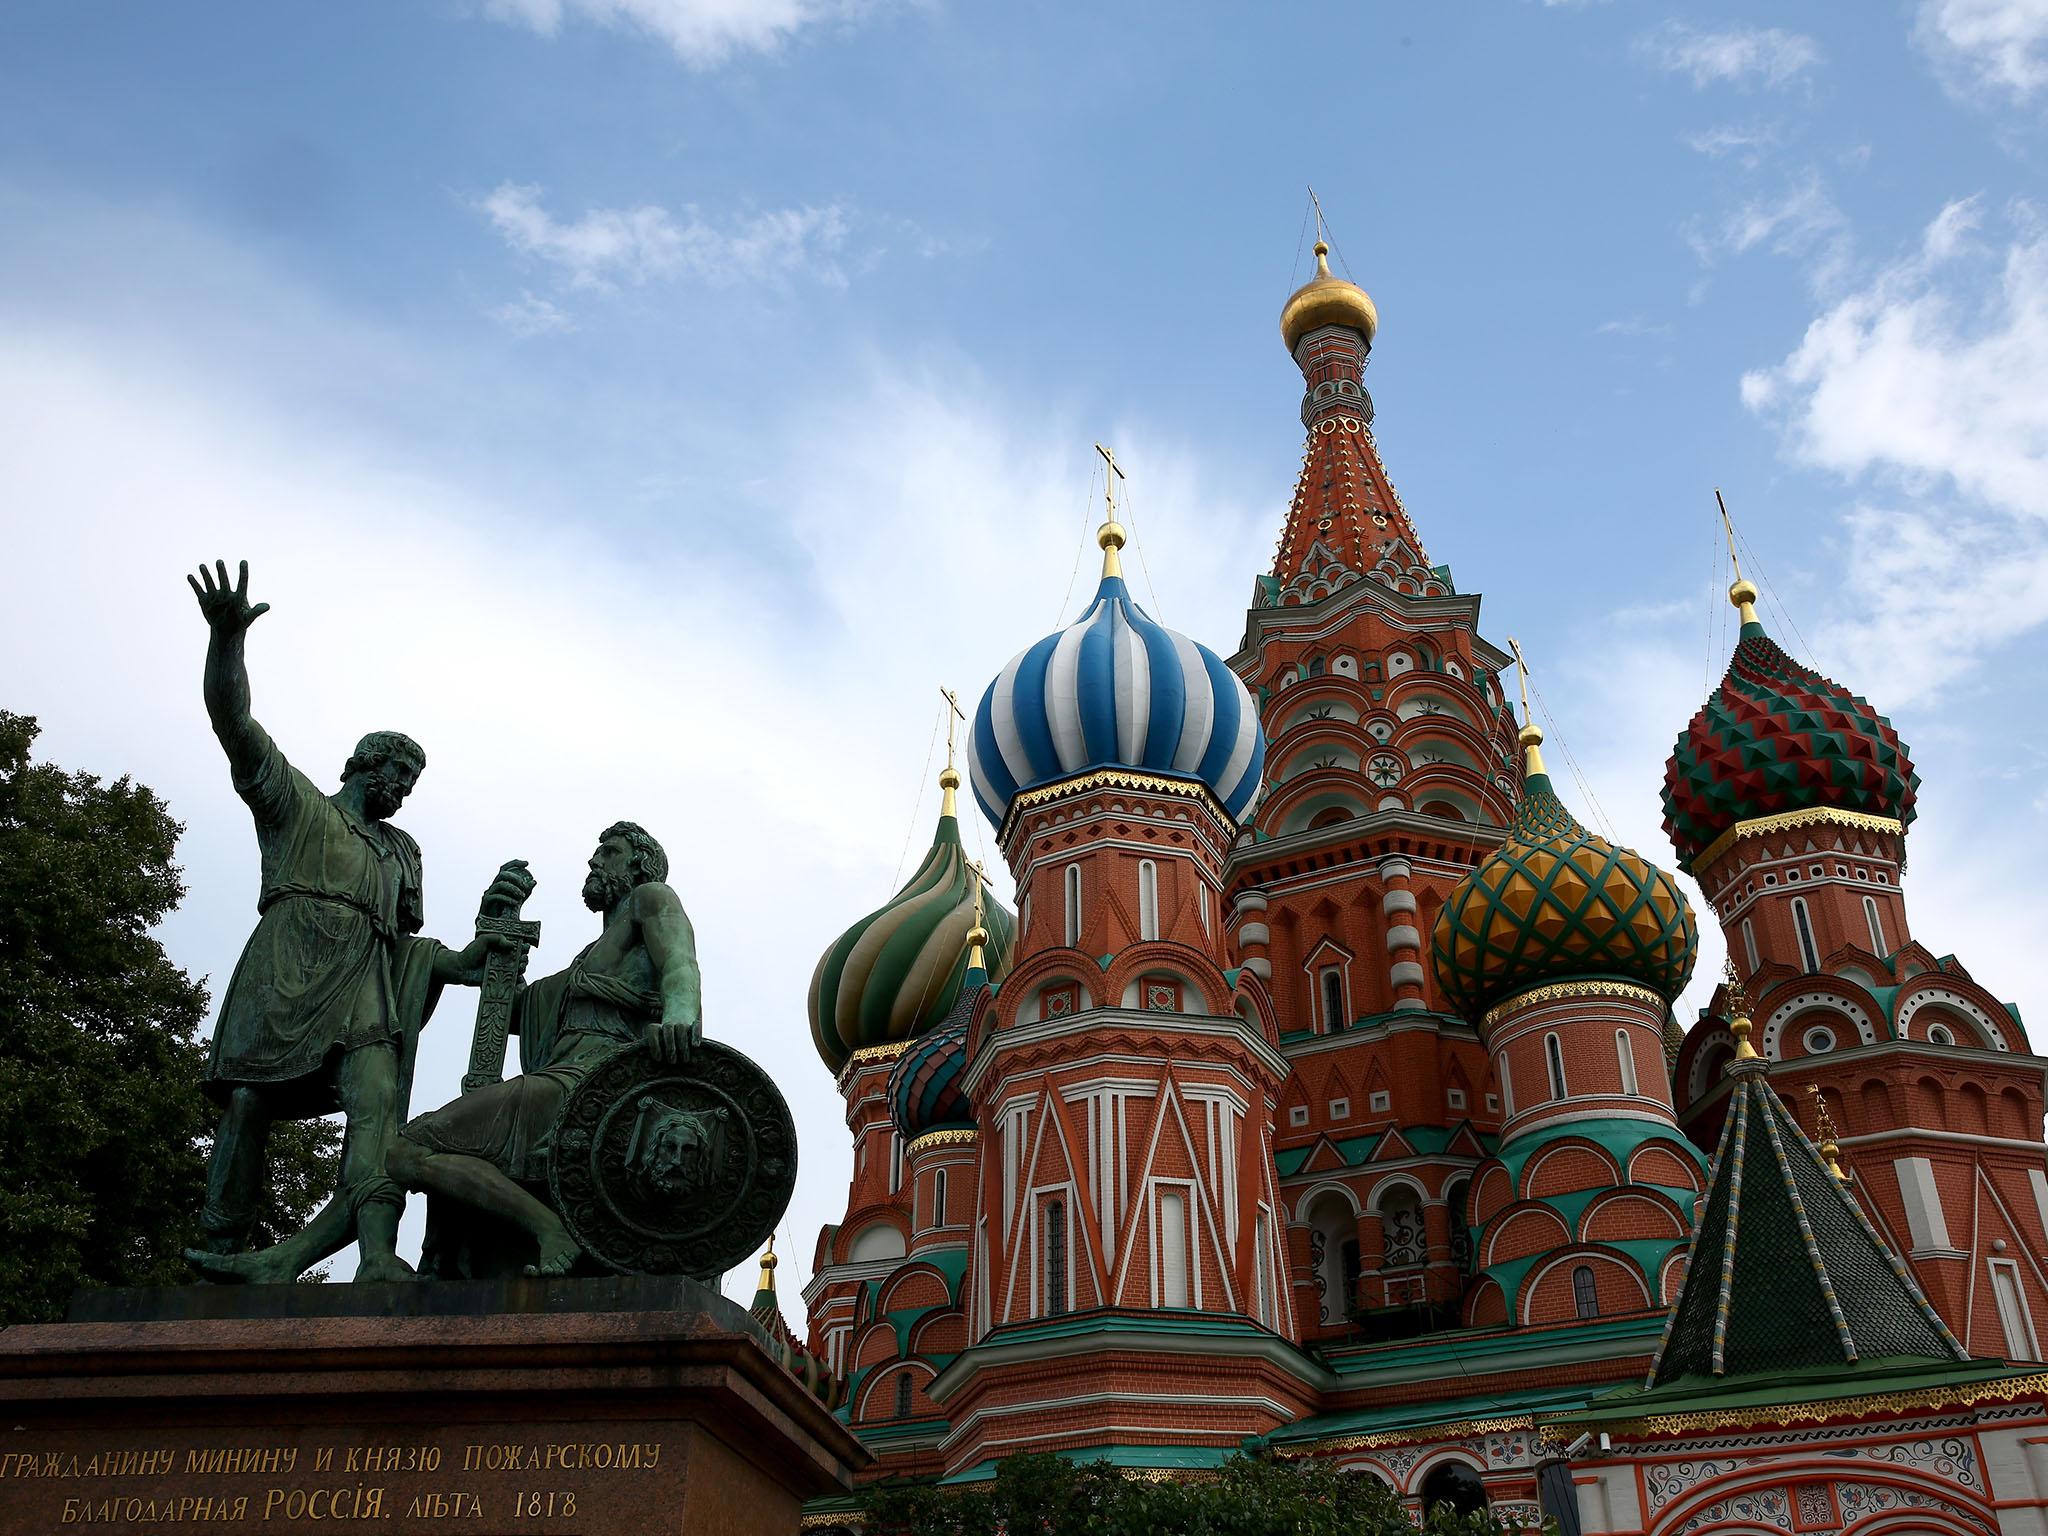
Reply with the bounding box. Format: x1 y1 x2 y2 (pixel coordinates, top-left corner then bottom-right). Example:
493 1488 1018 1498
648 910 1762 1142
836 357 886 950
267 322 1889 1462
969 534 1266 830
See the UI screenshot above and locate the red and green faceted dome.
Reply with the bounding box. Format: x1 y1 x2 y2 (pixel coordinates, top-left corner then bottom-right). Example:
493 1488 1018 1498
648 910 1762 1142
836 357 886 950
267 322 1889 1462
1432 769 1698 1023
1662 624 1917 874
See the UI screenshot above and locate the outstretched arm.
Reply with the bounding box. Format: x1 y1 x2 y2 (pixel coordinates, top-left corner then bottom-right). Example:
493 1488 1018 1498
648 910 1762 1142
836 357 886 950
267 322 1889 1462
636 882 702 1064
188 560 273 780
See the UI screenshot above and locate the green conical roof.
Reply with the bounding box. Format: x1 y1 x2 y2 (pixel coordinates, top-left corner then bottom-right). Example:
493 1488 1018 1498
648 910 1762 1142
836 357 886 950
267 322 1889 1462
1650 1060 1965 1384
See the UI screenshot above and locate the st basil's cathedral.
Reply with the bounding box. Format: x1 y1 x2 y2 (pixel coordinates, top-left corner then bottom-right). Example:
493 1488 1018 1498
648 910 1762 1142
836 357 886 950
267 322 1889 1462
769 240 2048 1535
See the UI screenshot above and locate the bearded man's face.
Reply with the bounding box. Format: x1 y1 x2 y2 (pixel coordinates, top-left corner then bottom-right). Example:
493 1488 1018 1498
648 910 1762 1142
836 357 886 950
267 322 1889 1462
583 834 637 912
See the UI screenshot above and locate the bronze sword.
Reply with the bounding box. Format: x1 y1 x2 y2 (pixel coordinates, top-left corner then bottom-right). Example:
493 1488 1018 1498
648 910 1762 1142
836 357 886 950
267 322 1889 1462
463 911 541 1094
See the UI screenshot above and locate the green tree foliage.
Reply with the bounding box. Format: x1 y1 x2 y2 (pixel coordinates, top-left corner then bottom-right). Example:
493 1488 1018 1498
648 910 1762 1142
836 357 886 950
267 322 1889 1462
862 1451 1552 1536
0 713 339 1322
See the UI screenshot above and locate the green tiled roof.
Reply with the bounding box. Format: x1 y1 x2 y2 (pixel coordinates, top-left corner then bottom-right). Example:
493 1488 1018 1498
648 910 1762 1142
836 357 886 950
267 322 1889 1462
1650 1058 1965 1384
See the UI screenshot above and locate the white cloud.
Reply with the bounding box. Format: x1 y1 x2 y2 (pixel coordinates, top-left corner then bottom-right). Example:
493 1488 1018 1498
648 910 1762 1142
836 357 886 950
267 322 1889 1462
1685 172 1851 292
1682 121 1783 166
481 0 867 68
489 289 576 337
1637 22 1821 90
477 182 850 291
1915 0 2048 101
1742 197 2048 701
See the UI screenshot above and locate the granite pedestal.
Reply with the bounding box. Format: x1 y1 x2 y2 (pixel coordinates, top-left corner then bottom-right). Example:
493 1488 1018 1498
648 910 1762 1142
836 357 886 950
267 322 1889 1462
0 1276 866 1535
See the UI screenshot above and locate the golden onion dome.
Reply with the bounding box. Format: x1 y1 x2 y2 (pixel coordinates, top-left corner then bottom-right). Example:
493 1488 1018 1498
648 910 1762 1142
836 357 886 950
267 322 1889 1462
1280 240 1379 352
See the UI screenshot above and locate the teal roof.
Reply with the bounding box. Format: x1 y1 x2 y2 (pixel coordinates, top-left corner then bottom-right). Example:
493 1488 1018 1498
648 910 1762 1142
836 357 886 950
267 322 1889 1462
1650 1057 1966 1384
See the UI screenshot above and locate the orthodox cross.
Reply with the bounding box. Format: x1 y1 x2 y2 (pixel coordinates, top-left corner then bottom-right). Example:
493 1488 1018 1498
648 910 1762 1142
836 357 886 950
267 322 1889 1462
940 685 966 773
1308 184 1328 245
1096 442 1126 524
1507 635 1533 728
1722 955 1749 1017
1715 487 1745 581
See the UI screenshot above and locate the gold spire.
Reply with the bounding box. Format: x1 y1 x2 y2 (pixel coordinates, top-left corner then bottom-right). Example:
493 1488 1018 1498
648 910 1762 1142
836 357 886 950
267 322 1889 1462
1507 637 1547 778
939 685 966 819
1808 1084 1850 1182
756 1235 778 1293
1096 443 1128 580
1725 957 1759 1061
966 859 990 972
1717 489 1761 627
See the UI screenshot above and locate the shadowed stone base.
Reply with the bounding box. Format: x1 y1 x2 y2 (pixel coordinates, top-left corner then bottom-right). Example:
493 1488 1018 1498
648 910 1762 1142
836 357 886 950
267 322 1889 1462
1 1278 867 1535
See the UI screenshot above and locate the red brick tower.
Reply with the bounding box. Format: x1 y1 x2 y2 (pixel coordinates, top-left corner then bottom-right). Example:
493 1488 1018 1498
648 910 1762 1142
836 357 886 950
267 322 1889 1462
1226 241 1522 1340
1666 567 2047 1361
802 758 1016 1386
944 494 1312 1473
1432 702 1707 1329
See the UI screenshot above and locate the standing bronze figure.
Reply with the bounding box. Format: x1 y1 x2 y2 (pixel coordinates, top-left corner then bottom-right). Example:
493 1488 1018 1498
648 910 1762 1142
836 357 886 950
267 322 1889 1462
182 560 514 1282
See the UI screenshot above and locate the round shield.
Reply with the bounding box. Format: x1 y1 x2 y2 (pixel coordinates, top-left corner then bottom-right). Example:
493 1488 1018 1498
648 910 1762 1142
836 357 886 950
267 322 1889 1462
547 1039 798 1280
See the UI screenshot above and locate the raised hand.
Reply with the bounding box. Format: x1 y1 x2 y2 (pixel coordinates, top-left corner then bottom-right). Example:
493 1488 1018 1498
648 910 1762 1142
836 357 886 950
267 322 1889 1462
187 560 270 634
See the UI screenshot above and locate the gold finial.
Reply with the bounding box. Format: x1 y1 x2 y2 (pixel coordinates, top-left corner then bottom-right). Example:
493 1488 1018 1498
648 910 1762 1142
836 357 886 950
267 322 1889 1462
1506 637 1547 778
1725 956 1759 1061
757 1236 779 1292
1807 1084 1849 1182
939 686 966 818
1717 489 1761 627
966 859 990 971
1095 443 1128 579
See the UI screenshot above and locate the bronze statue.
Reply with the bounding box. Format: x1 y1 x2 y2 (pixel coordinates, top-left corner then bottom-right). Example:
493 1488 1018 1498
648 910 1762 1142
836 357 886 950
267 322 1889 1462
390 823 701 1277
181 561 518 1282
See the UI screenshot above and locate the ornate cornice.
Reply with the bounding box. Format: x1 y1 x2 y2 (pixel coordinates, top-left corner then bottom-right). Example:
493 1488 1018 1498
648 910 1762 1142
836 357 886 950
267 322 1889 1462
842 1039 915 1072
1695 807 1904 874
1483 979 1666 1031
1288 1413 1540 1455
1593 1370 2048 1439
906 1127 978 1154
1001 768 1231 843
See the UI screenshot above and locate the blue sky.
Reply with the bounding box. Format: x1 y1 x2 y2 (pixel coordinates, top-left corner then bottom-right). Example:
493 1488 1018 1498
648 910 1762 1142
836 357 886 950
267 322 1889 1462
5 1 2045 1310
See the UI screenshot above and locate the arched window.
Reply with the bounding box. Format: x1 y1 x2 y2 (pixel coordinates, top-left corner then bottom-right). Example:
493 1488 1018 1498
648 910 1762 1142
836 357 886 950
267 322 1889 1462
1159 1190 1189 1307
1308 655 1326 677
1545 1033 1568 1099
1572 1264 1598 1319
1420 1462 1488 1518
1792 897 1820 972
1499 1053 1515 1117
1741 917 1759 972
1137 860 1159 941
895 1371 914 1419
1198 882 1210 935
1864 895 1887 955
1379 1186 1425 1268
1044 1199 1067 1316
1064 864 1082 948
932 1167 948 1225
1615 1030 1638 1096
1321 968 1345 1031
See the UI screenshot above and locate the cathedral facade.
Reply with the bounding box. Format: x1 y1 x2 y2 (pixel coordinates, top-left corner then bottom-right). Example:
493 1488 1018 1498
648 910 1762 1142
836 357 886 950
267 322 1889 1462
788 243 2048 1535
